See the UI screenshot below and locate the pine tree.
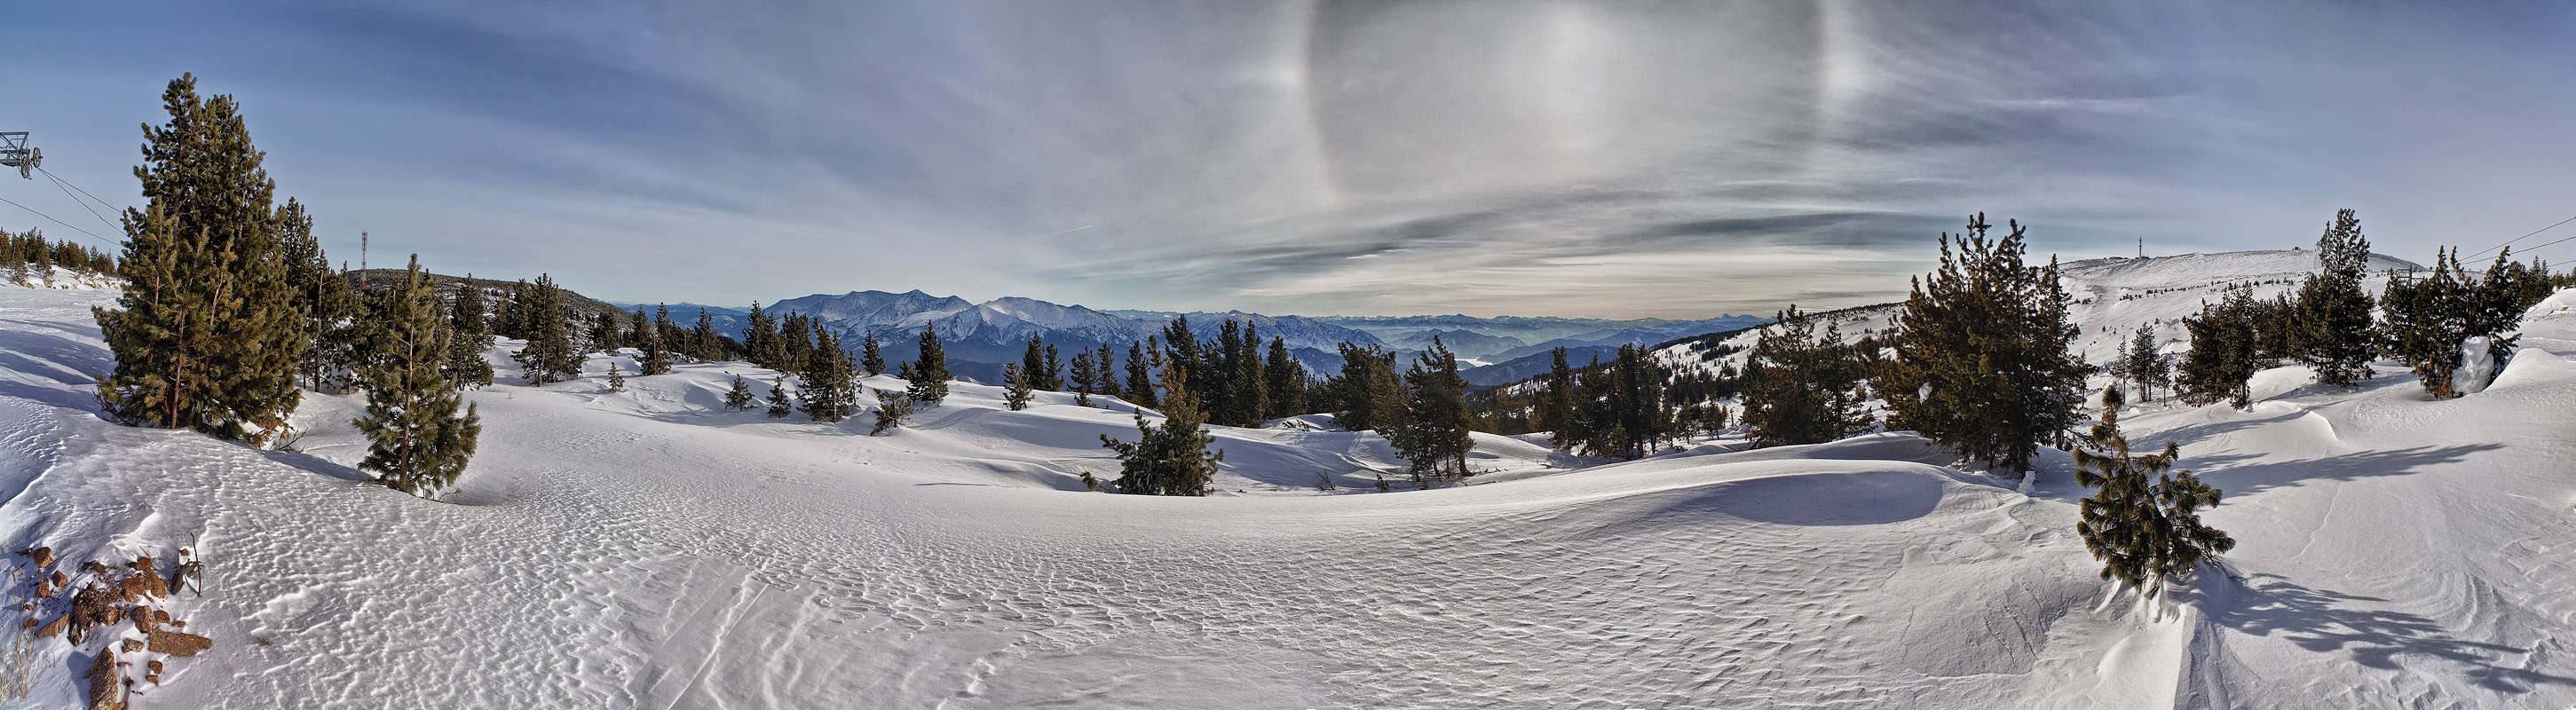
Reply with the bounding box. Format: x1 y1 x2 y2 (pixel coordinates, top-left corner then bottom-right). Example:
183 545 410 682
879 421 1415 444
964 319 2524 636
764 374 793 418
1264 336 1306 418
352 256 482 496
510 274 581 384
1391 337 1474 486
2381 248 2474 398
638 304 674 375
1042 343 1064 391
494 280 532 340
443 280 494 389
2178 286 2262 409
1230 321 1268 426
1003 363 1034 410
2122 324 2167 404
782 312 814 370
93 75 312 446
591 309 622 353
1097 344 1118 398
1022 335 1054 391
1742 306 1869 447
1330 343 1403 432
1124 340 1161 408
1069 351 1098 406
2073 386 2234 588
279 199 357 391
908 326 951 405
1161 316 1205 410
628 306 652 351
799 330 857 422
859 329 885 375
2294 209 2377 387
869 387 913 435
604 359 627 392
1608 344 1675 458
1541 347 1584 449
743 302 778 368
691 309 722 361
1880 214 2087 474
723 374 755 410
1100 358 1224 496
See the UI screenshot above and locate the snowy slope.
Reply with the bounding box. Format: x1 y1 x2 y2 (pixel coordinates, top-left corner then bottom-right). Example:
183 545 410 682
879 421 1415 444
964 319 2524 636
1652 249 2425 379
4 279 2572 708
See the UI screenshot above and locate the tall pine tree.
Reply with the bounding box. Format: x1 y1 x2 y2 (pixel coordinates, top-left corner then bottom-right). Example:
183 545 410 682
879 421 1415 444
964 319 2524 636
1264 336 1306 418
639 304 674 375
908 326 951 405
1330 343 1403 432
352 256 481 496
2294 209 2377 387
859 329 885 375
691 309 722 361
1881 214 2087 474
446 280 495 389
743 302 779 368
1124 340 1161 408
2121 325 2166 404
510 274 581 384
1391 337 1474 486
279 199 356 392
800 330 858 422
1742 306 1869 448
94 75 311 445
2178 286 2263 409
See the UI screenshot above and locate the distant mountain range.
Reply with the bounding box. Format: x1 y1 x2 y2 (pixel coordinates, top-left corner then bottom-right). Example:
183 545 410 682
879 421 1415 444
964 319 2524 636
598 290 1767 386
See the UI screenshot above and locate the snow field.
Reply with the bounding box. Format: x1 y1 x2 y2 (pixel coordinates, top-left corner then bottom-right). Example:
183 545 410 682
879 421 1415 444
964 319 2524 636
0 267 2570 707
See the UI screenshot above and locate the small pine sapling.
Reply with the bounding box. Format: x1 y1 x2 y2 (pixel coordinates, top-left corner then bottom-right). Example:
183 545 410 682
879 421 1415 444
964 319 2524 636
723 374 755 410
765 375 793 418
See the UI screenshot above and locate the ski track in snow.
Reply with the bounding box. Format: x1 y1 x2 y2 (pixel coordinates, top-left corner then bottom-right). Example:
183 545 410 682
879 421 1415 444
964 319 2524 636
0 274 2572 708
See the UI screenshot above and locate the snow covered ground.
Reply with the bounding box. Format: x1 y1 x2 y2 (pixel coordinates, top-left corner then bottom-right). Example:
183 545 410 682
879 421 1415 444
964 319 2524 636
1 272 2572 707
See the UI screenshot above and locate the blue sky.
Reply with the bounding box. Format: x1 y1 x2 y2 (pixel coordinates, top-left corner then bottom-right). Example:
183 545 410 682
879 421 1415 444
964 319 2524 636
6 1 2574 318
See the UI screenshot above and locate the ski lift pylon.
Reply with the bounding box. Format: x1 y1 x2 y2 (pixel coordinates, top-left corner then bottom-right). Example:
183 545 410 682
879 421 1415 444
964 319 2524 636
0 132 40 179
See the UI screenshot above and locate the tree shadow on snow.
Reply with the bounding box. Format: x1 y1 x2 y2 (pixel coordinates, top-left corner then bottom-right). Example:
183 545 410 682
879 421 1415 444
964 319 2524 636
2177 443 2505 499
257 449 374 485
2217 573 2576 693
2140 407 2314 448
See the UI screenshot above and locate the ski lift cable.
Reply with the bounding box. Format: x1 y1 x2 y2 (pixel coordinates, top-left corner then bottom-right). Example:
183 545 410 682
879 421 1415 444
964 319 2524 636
0 193 122 248
2513 229 2576 256
2464 213 2576 259
36 166 126 218
41 170 119 234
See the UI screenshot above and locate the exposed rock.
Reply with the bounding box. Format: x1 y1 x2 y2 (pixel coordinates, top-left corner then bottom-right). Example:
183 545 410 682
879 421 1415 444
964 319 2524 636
83 649 124 710
66 585 115 644
18 546 51 569
146 628 212 657
119 638 142 653
36 614 65 638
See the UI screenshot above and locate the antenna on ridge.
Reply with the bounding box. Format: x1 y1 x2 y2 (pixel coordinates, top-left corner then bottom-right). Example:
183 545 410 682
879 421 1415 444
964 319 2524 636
0 132 39 179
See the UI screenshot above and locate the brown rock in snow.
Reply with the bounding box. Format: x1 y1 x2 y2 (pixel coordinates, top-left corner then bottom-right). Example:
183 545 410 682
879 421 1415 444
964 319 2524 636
83 649 124 710
146 628 212 657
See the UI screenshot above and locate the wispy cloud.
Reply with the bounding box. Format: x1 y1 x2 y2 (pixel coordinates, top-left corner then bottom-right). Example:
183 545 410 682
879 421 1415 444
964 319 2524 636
9 1 2574 318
